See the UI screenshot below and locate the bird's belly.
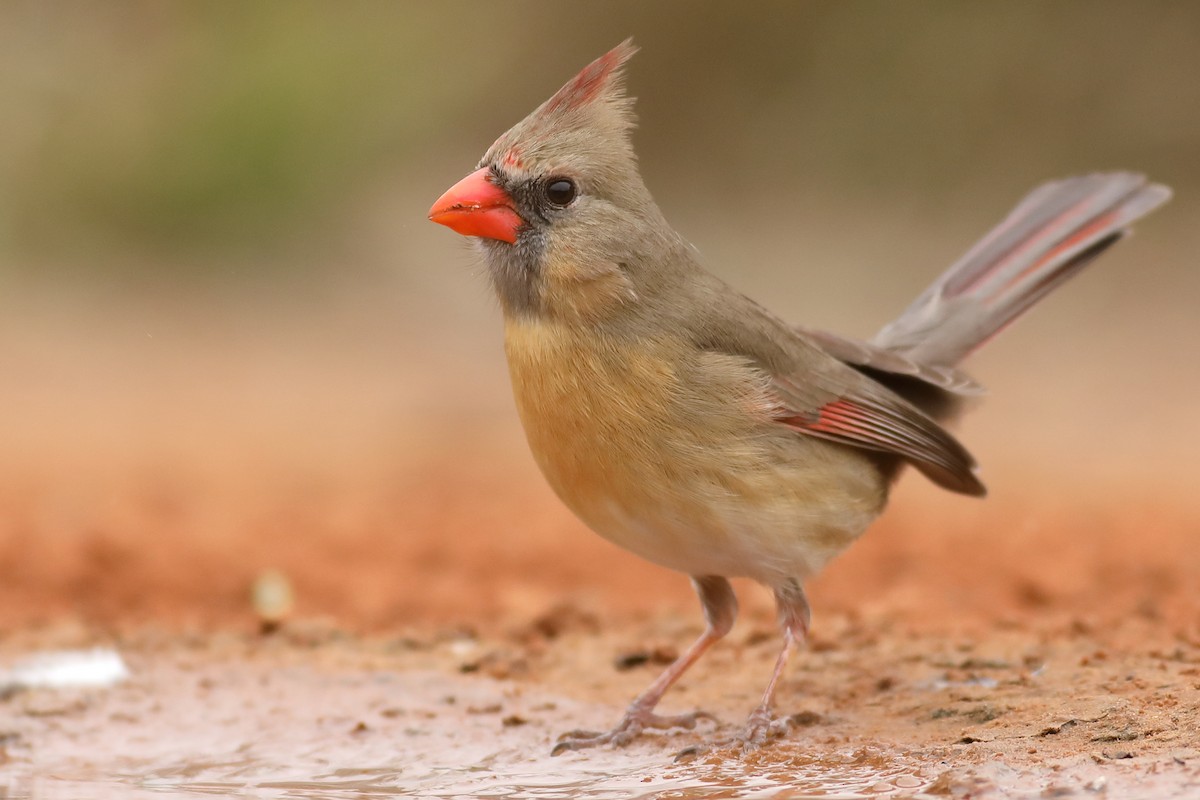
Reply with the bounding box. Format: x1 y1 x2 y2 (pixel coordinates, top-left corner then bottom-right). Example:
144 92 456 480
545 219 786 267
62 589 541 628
504 319 887 583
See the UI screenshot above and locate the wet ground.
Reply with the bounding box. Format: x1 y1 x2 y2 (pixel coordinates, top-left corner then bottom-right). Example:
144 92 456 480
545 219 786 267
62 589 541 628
4 602 1200 799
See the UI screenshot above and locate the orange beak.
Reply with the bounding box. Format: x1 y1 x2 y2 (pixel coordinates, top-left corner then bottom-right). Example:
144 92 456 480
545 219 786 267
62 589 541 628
428 168 523 244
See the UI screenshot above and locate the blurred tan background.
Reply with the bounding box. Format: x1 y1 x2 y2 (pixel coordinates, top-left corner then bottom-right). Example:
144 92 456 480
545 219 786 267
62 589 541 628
1 2 1197 630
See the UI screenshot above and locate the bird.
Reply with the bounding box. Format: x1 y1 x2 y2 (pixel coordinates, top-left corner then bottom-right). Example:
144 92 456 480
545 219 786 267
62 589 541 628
427 40 1171 754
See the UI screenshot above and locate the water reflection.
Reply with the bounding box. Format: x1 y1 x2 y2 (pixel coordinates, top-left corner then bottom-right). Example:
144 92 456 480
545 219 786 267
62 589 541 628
29 744 931 799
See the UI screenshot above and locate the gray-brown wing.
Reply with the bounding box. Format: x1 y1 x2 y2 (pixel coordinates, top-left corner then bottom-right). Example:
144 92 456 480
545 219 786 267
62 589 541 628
684 274 985 496
770 365 986 497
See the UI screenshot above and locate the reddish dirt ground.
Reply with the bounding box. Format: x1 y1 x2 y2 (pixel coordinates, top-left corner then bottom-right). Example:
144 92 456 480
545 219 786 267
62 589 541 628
2 306 1199 797
4 446 1200 797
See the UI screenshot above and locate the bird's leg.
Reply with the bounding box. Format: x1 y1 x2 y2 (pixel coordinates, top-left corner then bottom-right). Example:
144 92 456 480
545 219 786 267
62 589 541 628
673 580 810 760
552 575 736 755
741 578 810 746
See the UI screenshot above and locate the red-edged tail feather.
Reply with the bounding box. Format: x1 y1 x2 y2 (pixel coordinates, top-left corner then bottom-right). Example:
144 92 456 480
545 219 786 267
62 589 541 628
873 173 1171 366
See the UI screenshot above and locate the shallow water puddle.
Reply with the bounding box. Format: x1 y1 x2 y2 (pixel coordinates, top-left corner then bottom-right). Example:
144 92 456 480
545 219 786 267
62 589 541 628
22 745 934 799
5 661 933 799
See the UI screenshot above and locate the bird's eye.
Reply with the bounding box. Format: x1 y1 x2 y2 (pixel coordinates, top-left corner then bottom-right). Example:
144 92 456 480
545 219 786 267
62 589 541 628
544 178 577 206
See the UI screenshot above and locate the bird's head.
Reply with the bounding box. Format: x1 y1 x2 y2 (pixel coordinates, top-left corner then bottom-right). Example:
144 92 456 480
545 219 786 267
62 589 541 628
429 40 679 322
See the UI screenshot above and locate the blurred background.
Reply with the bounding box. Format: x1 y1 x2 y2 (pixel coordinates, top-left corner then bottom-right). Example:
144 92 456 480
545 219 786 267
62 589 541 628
2 2 1197 632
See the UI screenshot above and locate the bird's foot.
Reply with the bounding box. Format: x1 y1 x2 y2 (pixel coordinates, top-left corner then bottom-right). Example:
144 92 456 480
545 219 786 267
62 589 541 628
552 706 717 755
739 705 793 747
673 707 793 760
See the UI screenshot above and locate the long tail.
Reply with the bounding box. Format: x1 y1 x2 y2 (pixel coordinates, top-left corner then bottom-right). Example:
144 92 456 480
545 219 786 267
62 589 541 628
872 173 1171 366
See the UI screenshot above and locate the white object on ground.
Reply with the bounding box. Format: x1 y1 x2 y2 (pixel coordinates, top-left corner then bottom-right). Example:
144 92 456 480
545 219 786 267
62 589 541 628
0 647 130 690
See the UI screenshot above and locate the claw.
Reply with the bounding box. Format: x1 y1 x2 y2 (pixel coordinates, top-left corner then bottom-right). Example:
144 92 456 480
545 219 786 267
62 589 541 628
673 743 705 762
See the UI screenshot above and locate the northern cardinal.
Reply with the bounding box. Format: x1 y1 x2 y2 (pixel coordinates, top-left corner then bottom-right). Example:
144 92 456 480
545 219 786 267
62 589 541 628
428 40 1170 753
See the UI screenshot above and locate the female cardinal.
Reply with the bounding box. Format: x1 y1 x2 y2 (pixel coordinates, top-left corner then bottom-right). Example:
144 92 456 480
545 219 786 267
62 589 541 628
428 40 1170 753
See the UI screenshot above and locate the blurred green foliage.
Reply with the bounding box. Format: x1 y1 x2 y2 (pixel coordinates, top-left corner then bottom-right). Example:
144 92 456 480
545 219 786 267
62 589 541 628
1 4 466 263
1 2 1195 275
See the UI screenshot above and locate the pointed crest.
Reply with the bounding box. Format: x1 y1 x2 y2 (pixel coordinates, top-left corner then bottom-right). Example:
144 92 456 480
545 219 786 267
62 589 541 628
484 39 640 173
544 39 638 115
